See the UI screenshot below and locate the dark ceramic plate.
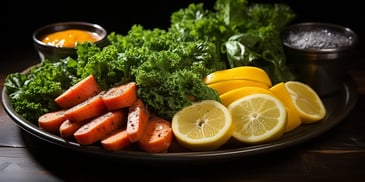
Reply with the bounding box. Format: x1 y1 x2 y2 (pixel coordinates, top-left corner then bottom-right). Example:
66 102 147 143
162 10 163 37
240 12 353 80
1 74 358 165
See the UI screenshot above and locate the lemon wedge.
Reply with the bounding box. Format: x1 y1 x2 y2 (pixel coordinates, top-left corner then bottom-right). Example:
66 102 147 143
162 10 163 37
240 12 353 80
171 100 233 151
220 86 274 107
203 66 272 87
208 79 269 95
227 93 287 144
269 82 302 132
284 81 326 123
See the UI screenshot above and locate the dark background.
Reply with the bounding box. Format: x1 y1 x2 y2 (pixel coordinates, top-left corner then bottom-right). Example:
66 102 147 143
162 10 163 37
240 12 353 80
1 0 363 55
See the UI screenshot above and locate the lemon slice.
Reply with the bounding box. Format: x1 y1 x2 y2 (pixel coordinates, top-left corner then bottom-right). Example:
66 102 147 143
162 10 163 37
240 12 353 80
208 79 269 95
171 100 233 151
203 66 272 87
284 81 326 123
220 86 274 107
269 82 302 132
228 93 287 144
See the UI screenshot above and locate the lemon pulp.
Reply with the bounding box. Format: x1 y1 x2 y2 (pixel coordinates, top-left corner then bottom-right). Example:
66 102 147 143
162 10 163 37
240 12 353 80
227 93 287 144
171 100 233 151
269 82 302 132
284 81 326 123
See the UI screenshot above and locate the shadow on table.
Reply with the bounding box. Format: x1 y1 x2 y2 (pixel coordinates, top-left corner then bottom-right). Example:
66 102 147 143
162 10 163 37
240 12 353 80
20 129 307 182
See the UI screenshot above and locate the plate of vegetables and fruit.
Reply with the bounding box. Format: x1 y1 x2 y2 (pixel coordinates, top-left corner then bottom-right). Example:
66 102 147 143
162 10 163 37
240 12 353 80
1 0 358 165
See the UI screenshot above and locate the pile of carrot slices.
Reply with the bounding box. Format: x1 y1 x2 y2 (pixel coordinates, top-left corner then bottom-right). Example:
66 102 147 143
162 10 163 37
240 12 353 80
38 74 174 153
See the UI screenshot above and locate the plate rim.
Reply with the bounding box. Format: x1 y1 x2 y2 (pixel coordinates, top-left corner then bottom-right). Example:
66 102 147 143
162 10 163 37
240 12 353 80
1 76 359 164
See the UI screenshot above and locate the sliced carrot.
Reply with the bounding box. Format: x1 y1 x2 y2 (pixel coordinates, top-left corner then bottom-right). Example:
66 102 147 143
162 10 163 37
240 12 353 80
101 82 137 110
55 74 101 109
64 95 107 122
149 114 163 122
38 109 67 134
74 110 126 145
59 119 89 138
101 128 131 151
126 99 150 143
138 119 174 153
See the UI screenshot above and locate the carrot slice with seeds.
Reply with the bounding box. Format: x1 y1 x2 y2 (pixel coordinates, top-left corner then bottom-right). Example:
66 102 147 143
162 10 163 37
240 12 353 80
64 95 107 122
74 110 126 145
101 129 131 150
38 110 67 134
127 99 150 142
138 119 174 153
101 82 137 110
55 74 101 109
59 119 88 138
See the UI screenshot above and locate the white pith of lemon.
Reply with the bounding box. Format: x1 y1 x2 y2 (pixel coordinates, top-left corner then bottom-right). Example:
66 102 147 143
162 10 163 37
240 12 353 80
284 81 326 123
171 100 233 151
227 93 287 144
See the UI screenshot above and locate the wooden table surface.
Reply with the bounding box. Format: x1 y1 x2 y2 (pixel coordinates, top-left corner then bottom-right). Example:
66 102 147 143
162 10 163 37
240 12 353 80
1 48 365 182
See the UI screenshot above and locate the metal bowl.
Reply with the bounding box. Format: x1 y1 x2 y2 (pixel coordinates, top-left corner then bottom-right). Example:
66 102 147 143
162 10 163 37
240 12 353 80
281 22 359 96
33 21 109 62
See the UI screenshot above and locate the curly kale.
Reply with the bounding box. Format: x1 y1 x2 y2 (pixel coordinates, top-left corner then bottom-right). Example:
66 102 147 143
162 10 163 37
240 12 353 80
110 27 225 120
5 0 297 122
137 69 220 120
5 58 79 122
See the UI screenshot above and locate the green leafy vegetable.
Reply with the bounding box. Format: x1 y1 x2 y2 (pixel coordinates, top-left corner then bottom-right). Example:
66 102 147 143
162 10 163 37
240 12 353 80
5 58 79 122
169 0 296 83
109 26 225 119
5 0 297 123
224 25 295 83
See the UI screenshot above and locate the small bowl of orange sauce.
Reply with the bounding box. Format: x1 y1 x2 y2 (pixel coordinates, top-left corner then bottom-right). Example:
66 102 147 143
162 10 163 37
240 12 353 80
33 21 108 62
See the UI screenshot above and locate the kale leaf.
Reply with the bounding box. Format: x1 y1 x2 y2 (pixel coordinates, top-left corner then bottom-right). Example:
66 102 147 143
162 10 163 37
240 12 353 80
169 0 296 84
5 58 79 122
5 0 297 122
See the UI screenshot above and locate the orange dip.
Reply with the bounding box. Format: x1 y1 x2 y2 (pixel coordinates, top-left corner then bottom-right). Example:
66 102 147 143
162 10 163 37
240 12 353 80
41 29 101 48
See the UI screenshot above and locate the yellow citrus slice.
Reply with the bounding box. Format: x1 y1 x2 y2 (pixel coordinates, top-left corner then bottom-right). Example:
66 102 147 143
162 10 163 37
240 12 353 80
208 79 269 95
203 66 272 87
284 81 326 123
220 86 274 107
227 93 287 144
269 82 302 132
171 100 233 151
